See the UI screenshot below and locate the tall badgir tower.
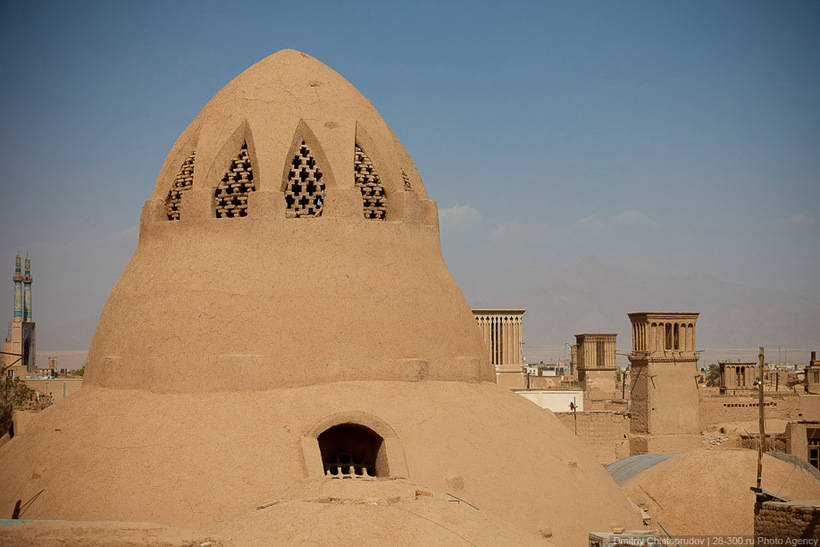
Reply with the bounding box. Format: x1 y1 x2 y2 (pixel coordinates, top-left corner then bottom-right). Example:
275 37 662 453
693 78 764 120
627 312 701 455
0 51 643 544
2 253 35 374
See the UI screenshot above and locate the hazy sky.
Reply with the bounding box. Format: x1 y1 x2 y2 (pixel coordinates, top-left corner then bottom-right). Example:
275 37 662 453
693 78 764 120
1 1 818 360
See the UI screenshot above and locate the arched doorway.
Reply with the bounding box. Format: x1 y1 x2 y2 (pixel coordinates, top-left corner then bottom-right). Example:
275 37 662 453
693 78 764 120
318 423 385 478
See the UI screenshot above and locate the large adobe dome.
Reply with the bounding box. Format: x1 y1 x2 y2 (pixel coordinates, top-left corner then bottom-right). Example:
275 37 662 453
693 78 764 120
0 51 643 545
86 49 491 392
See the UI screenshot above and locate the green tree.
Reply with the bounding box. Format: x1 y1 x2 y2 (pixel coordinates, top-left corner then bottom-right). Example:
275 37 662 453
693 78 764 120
1 377 35 437
71 366 85 377
705 363 720 387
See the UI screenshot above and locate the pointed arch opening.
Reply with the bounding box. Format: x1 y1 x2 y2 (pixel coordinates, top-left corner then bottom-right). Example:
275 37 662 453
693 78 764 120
401 169 412 190
165 151 196 220
284 140 326 217
214 142 255 218
354 144 387 220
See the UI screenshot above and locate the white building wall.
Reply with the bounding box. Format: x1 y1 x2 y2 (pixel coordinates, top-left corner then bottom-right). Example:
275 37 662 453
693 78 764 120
514 390 584 413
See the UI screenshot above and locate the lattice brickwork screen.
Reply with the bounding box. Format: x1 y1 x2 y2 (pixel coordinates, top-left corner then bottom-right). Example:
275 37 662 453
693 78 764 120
353 145 386 220
214 142 255 218
165 151 196 220
285 140 325 217
401 169 412 190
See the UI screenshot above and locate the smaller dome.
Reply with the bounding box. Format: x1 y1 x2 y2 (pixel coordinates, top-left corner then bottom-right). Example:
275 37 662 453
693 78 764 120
622 448 820 535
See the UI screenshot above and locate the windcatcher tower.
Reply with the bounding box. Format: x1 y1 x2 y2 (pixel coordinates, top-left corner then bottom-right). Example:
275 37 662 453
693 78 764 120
0 51 643 545
574 333 618 400
627 312 700 455
2 253 35 374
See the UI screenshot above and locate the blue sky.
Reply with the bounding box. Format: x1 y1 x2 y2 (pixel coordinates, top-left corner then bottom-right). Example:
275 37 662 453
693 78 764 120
1 1 818 359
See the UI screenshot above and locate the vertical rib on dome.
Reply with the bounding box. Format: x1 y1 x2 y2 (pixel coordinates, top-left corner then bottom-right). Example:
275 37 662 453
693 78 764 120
284 140 325 217
165 151 196 220
354 145 387 220
214 142 255 218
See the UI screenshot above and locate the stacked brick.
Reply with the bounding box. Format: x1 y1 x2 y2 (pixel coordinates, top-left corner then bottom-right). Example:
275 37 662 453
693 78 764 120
755 501 820 539
284 140 325 217
165 151 196 220
214 143 255 218
353 145 387 220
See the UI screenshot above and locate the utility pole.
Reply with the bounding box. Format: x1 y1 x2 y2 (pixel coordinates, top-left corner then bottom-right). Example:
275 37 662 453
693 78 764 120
756 346 765 490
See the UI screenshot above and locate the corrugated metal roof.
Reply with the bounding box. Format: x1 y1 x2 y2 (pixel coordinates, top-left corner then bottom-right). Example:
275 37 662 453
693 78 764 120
605 453 678 486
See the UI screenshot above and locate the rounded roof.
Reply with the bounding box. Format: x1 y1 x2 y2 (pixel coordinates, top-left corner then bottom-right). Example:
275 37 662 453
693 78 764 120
211 478 551 546
621 448 820 536
0 380 642 545
84 50 492 392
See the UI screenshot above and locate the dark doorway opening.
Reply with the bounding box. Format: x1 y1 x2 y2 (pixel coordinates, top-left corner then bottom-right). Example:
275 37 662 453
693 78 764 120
23 339 31 369
318 423 386 478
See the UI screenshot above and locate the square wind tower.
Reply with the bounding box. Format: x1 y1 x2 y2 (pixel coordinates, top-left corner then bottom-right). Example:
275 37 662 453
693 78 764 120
574 333 617 400
627 312 700 455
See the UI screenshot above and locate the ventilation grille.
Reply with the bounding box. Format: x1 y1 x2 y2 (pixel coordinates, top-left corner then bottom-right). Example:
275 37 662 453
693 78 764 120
401 169 412 190
324 452 375 479
354 145 386 220
285 140 325 217
165 151 196 220
215 143 255 218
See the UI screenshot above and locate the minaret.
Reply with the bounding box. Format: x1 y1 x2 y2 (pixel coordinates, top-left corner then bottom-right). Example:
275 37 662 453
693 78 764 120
13 253 23 321
23 255 32 322
6 253 36 374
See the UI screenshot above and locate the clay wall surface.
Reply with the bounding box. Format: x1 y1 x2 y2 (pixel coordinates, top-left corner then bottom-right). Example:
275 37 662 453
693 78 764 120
783 422 820 463
23 378 83 401
646 361 700 435
527 375 563 389
7 364 28 379
11 410 40 436
585 369 617 401
584 399 629 411
630 434 701 455
699 393 820 429
630 364 650 434
496 369 525 389
755 501 820 540
556 411 629 464
738 433 788 453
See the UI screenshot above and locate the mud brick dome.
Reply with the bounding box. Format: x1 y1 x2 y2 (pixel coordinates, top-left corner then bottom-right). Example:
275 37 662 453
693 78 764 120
85 49 493 392
0 51 644 545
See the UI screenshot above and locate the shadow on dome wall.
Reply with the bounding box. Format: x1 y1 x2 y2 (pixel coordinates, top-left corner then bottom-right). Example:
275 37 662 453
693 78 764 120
318 423 386 478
